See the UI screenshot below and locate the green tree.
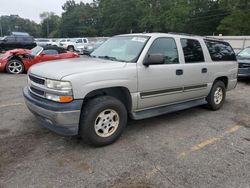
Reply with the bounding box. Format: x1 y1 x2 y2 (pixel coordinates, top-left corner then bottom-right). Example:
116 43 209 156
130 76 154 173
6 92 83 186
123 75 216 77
0 15 40 37
40 12 61 37
217 0 250 35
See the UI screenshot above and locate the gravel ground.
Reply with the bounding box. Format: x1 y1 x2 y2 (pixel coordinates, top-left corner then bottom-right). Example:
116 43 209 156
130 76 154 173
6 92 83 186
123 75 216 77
0 73 249 188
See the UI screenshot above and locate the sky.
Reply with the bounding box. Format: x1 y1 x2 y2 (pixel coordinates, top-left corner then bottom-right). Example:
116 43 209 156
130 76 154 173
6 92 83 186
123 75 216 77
0 0 93 23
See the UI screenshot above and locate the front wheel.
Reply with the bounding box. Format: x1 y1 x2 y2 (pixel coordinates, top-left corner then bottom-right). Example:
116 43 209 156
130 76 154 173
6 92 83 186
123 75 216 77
79 96 127 146
6 59 25 74
206 81 226 110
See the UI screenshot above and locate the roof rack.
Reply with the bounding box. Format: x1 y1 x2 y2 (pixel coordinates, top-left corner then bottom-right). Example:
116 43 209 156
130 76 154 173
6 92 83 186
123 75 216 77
168 32 201 37
204 36 223 41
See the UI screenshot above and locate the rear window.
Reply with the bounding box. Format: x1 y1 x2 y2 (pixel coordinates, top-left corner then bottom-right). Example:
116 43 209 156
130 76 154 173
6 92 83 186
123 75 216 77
204 39 236 61
180 38 204 63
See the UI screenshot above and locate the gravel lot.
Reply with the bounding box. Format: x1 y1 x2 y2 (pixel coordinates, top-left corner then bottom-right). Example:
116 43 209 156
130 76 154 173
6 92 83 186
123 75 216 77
0 73 249 188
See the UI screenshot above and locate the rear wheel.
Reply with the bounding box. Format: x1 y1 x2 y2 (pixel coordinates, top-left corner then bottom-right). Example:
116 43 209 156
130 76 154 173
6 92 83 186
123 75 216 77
6 59 24 74
79 96 127 146
206 81 226 110
67 46 75 52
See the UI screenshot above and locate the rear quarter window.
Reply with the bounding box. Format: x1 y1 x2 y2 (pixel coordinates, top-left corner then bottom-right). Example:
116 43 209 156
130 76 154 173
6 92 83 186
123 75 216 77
204 39 236 61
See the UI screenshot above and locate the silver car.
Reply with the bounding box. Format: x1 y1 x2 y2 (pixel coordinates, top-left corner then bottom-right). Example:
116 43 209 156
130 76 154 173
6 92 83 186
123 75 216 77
23 33 238 146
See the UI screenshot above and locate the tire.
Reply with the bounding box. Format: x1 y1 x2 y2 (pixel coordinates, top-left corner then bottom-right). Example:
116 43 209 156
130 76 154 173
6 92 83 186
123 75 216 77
206 81 226 110
67 46 75 52
79 96 127 146
6 59 25 74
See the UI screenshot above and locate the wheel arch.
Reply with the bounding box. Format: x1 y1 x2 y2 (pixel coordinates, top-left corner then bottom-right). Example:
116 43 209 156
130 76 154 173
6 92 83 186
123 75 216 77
5 56 25 72
83 87 133 113
213 76 228 89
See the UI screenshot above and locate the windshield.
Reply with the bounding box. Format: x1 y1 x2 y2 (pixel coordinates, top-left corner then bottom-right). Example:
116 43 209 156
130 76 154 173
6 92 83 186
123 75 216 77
238 48 250 59
31 46 43 56
91 36 149 62
1 36 7 40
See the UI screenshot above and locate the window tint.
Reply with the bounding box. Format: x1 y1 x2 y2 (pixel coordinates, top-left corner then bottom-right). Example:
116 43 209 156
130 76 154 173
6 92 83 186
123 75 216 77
148 38 179 64
204 40 236 61
181 39 204 63
43 49 59 55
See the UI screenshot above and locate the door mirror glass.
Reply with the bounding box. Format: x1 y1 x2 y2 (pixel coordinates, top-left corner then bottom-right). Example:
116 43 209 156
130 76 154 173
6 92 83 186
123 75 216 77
143 54 165 66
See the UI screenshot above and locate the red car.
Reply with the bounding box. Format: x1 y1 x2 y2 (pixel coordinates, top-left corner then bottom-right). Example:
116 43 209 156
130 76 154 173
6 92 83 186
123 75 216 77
0 46 80 74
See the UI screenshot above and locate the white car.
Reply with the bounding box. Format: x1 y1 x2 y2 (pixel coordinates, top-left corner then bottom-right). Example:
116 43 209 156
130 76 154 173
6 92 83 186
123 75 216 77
60 38 89 51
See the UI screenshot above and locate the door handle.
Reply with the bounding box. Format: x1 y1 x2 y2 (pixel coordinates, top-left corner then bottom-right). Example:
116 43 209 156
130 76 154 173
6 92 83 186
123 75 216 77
202 68 207 73
176 69 183 75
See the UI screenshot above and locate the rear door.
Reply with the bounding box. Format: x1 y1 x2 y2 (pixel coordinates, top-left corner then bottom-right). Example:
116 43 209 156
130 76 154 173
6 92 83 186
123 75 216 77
178 38 211 99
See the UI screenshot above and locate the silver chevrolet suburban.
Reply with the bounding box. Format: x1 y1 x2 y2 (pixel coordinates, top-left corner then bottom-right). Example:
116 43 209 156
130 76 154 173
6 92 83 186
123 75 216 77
23 33 238 146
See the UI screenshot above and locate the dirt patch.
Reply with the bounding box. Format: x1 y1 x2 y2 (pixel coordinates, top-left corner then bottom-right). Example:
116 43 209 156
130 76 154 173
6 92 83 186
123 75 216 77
110 182 157 188
0 130 44 175
0 128 11 136
232 115 250 128
99 165 160 188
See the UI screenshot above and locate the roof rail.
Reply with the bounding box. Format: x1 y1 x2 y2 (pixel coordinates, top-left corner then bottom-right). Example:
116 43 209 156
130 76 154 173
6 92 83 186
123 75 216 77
168 32 201 37
204 36 223 41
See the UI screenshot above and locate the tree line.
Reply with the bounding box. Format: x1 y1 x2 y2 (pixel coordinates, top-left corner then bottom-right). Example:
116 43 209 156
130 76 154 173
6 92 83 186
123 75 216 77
1 0 250 38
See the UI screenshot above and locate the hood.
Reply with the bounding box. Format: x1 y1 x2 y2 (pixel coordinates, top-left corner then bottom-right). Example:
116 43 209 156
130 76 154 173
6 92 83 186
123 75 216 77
29 57 127 80
237 59 250 64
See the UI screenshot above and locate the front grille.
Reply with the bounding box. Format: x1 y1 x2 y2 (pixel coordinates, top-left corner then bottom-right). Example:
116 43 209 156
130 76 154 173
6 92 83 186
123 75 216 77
239 63 250 68
30 87 45 96
29 75 45 85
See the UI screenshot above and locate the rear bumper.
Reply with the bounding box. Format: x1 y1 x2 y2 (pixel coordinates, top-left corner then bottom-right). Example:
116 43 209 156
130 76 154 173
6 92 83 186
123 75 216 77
23 87 83 136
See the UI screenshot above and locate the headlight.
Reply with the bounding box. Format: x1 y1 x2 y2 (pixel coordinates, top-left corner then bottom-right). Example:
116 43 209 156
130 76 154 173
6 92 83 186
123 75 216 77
46 79 72 90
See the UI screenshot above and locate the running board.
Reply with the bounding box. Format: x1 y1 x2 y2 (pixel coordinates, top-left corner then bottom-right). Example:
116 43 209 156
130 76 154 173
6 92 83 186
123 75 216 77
131 98 207 120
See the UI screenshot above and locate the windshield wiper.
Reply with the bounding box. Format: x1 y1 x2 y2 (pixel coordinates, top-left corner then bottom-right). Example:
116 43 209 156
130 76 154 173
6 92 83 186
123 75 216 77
97 55 127 62
98 55 118 61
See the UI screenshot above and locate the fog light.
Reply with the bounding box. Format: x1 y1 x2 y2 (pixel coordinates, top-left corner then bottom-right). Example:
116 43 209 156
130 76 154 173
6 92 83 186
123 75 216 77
45 93 73 103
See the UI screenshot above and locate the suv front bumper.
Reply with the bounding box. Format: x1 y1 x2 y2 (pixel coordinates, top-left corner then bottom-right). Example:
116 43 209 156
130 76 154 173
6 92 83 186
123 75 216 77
23 87 83 136
238 68 250 78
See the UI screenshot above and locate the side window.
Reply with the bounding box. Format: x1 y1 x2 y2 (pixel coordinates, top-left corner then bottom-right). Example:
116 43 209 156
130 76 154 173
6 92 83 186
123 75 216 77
148 38 179 64
83 38 88 43
6 37 16 43
181 38 204 63
204 39 236 61
43 49 59 55
76 39 83 43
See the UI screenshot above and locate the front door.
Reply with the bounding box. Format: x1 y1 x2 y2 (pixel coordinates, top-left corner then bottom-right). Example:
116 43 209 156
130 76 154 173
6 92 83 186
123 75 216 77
137 37 186 109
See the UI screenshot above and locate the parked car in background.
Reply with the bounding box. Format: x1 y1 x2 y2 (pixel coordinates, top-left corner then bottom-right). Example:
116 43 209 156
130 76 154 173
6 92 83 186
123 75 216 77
76 39 107 55
23 33 237 146
60 38 89 52
35 38 51 47
237 47 250 78
0 46 79 74
0 32 36 52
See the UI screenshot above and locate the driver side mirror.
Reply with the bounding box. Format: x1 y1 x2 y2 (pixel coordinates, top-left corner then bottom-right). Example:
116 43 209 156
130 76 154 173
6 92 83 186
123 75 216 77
143 54 165 67
40 52 45 56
